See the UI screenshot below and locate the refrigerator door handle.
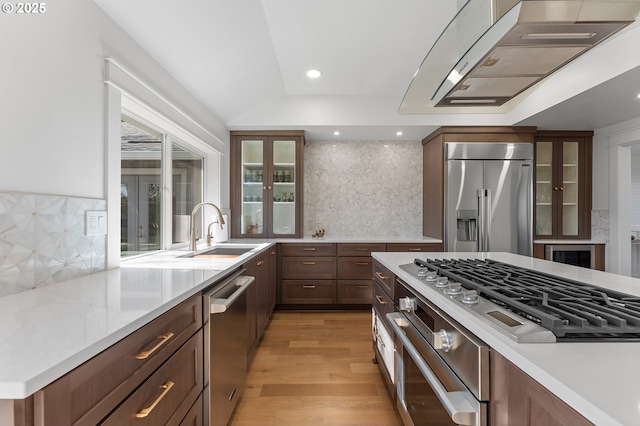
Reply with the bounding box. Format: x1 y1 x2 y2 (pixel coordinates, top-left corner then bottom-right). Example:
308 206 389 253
476 189 491 252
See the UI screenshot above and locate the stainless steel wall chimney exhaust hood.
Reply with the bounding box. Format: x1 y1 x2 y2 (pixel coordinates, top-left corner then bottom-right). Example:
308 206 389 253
399 0 640 112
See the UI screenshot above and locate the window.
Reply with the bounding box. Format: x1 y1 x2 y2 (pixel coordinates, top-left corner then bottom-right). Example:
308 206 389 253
120 115 203 257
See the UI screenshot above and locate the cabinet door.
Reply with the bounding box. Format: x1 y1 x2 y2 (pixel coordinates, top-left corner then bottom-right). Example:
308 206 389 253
534 134 591 240
271 138 299 237
535 141 554 237
491 351 591 426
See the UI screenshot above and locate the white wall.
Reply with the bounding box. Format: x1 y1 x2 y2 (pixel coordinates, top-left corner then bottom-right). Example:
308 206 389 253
593 117 640 274
0 0 229 201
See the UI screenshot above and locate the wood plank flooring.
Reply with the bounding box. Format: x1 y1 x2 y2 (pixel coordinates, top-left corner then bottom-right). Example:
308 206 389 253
229 311 402 426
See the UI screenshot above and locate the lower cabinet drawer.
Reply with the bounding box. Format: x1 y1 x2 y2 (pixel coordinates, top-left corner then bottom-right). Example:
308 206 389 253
281 280 336 304
282 257 337 280
337 257 374 280
102 331 203 426
337 280 372 304
373 282 394 319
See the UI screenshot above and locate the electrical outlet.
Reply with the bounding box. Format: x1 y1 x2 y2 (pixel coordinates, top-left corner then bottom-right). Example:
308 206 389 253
85 211 107 236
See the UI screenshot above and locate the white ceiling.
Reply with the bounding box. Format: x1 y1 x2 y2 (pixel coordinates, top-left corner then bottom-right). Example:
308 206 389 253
95 0 640 141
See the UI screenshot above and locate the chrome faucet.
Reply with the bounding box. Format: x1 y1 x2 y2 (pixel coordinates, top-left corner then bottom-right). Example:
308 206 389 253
190 202 225 251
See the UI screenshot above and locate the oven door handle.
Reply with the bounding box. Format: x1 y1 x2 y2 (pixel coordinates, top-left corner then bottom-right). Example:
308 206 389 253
387 312 482 426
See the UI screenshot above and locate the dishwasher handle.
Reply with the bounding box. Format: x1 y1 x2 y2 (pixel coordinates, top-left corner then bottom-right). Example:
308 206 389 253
210 275 255 314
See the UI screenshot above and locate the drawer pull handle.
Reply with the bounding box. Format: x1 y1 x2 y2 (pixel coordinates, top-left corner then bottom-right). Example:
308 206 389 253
375 272 387 280
355 248 370 252
302 285 316 289
356 285 369 289
355 262 370 266
302 247 316 251
302 261 316 265
136 332 174 360
376 334 385 347
135 381 174 418
375 295 386 305
257 261 264 266
408 248 422 251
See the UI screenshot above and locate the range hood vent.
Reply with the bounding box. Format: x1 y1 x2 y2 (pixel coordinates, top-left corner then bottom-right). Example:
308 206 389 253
400 0 640 112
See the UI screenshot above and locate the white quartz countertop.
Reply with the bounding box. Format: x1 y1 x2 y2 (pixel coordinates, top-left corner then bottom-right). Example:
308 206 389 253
0 242 273 399
372 251 640 426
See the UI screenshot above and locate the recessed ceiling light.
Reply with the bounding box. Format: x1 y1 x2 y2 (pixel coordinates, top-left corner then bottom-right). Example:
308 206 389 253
396 131 403 136
306 69 322 79
333 131 340 136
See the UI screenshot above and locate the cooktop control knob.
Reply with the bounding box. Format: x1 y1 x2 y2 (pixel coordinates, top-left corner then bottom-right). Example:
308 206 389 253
435 276 449 288
461 289 480 305
444 282 462 295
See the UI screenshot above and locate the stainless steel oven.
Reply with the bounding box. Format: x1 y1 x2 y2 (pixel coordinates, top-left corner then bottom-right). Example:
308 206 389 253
387 279 489 426
545 244 595 269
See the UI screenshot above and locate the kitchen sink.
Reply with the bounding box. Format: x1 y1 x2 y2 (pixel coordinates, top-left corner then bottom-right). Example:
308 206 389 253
178 246 255 259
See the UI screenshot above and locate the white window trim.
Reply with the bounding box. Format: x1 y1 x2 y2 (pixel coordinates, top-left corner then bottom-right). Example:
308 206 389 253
104 58 223 268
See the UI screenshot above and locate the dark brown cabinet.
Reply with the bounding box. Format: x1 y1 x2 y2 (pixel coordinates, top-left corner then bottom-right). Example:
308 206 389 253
386 242 443 252
245 249 271 362
336 243 385 305
280 243 337 305
31 295 203 426
372 260 396 398
100 332 203 426
491 351 592 426
534 131 593 240
230 131 304 238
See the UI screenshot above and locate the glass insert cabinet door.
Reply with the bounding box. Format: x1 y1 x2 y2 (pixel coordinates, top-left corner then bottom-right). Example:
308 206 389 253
231 132 304 238
240 139 265 236
272 139 296 235
535 141 554 237
534 134 590 240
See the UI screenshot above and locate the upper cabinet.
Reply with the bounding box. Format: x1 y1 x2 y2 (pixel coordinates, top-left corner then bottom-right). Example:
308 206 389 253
534 131 592 240
230 131 304 238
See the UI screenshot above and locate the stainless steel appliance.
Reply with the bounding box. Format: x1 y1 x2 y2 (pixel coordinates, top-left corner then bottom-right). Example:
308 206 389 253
387 280 489 426
445 142 533 255
545 244 595 269
203 269 255 426
407 258 640 342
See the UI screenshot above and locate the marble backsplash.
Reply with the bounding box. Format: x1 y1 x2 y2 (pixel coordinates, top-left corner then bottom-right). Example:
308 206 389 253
304 140 423 237
0 192 106 296
591 210 610 242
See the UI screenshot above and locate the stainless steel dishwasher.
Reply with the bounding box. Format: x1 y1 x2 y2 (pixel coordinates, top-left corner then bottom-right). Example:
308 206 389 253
203 268 255 426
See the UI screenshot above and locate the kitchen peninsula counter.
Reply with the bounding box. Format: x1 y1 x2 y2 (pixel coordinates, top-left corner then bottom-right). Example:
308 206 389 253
372 251 640 426
0 242 273 400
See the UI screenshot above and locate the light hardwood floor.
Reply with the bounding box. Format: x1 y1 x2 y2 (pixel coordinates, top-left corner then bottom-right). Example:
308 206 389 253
229 311 402 426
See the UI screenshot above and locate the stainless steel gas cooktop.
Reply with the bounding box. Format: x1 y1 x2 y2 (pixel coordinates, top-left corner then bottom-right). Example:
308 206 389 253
402 258 640 342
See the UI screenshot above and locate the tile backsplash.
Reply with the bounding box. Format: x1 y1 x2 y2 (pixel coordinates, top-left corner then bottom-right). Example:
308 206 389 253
304 140 423 237
0 192 106 296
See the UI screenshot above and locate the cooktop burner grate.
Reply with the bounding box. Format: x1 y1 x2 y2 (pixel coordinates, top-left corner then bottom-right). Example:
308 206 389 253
415 258 640 341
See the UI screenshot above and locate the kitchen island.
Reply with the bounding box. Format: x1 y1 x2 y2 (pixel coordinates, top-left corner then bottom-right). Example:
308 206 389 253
372 251 640 426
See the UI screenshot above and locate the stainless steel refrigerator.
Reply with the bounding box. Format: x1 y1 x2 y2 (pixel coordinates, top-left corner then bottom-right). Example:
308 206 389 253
444 142 533 255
